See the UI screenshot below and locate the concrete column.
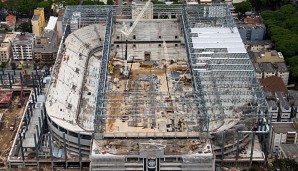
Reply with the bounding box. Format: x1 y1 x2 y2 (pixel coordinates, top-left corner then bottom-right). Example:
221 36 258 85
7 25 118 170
63 132 67 168
11 75 14 84
236 131 240 162
48 133 53 160
31 95 35 108
34 133 39 159
78 134 82 169
0 74 3 85
221 131 226 161
36 125 40 138
33 87 37 103
19 133 25 161
38 117 42 133
8 73 12 88
250 132 256 166
29 103 33 117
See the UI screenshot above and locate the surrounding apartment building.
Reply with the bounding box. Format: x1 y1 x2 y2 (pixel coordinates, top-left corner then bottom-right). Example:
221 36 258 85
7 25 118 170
31 8 45 37
12 32 35 61
276 92 291 122
238 23 266 41
34 31 58 64
289 92 298 119
253 62 289 85
275 62 289 85
0 32 16 62
262 62 276 78
278 144 298 162
269 122 298 155
244 40 272 52
44 16 58 33
5 15 16 30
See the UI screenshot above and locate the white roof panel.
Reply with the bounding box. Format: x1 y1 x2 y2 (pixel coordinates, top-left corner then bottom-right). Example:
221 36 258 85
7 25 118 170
45 16 58 32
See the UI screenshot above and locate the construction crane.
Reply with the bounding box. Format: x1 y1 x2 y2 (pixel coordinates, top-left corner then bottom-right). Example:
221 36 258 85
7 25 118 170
120 0 152 78
109 52 117 75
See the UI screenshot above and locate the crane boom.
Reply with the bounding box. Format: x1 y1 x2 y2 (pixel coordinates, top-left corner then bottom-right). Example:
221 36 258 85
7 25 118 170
121 0 152 38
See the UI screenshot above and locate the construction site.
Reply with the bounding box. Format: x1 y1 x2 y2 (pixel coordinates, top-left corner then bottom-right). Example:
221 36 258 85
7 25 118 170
6 3 270 171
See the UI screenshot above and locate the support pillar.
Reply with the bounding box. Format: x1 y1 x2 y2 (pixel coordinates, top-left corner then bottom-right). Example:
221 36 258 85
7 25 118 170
78 133 82 169
236 131 240 162
48 133 53 169
221 131 226 161
0 74 3 85
63 132 67 169
250 132 256 166
34 133 39 159
8 73 12 88
19 133 25 161
36 125 40 138
29 103 33 117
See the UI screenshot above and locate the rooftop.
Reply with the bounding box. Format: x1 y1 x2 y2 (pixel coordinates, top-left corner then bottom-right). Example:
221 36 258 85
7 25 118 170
261 62 275 73
279 144 298 160
45 16 58 32
32 15 40 21
12 32 35 45
253 63 262 73
276 91 290 109
260 76 288 94
272 122 298 133
275 62 288 72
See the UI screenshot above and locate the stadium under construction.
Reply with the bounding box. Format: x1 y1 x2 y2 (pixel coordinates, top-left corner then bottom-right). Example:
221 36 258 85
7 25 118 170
7 3 270 171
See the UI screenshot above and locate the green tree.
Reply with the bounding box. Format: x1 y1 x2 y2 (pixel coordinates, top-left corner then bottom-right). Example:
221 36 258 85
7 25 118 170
234 1 252 14
37 1 52 14
270 158 298 171
19 22 32 33
106 0 114 5
0 62 7 69
287 56 298 88
10 62 17 70
16 0 38 14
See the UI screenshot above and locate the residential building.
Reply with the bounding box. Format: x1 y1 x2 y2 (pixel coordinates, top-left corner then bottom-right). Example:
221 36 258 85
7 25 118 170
253 61 289 85
244 40 272 52
268 100 279 122
5 15 16 30
56 16 63 40
34 31 58 64
289 92 298 119
252 50 284 63
45 16 58 33
262 62 275 78
0 32 16 62
269 122 298 155
238 23 266 41
275 62 289 85
278 144 298 162
31 8 45 37
12 32 35 61
253 63 262 79
276 92 291 122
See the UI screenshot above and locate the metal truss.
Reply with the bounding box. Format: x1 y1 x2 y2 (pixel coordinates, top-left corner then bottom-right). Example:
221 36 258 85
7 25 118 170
181 4 268 133
60 4 268 135
94 8 113 134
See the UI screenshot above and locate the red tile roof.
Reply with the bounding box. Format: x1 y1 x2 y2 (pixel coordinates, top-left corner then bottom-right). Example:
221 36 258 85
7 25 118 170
260 76 288 94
